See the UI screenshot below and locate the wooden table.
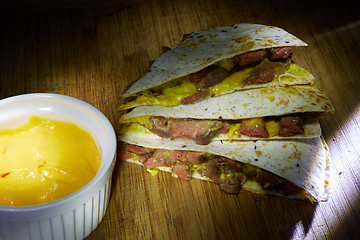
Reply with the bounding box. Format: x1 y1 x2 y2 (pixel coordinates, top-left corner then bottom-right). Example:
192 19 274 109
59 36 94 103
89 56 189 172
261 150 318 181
1 0 359 239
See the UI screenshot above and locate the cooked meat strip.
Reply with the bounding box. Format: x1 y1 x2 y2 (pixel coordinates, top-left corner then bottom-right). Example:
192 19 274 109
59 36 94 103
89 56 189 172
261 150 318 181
172 162 193 181
195 66 232 90
269 47 292 60
241 58 291 86
149 117 224 145
189 68 208 82
279 115 304 137
203 157 222 184
181 90 209 104
186 151 203 164
144 149 174 168
226 159 244 172
218 122 230 133
170 150 188 162
238 49 267 66
255 169 281 187
256 169 301 195
126 144 152 155
170 150 203 164
304 112 325 120
118 150 133 161
220 166 247 194
125 144 152 163
239 118 269 137
278 180 301 195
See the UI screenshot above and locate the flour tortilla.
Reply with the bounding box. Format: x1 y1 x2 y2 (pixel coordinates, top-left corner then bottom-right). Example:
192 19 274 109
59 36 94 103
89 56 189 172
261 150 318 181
119 131 331 202
120 85 334 121
121 23 308 100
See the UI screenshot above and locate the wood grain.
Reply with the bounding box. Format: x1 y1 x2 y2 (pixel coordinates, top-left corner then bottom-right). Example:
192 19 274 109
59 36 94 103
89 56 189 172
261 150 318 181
1 0 360 239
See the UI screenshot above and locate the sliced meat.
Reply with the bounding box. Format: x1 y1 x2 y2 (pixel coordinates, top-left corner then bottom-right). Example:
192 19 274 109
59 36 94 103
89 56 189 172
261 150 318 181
172 162 193 181
144 149 174 168
304 112 325 120
220 170 247 194
126 144 152 155
239 118 269 137
278 179 301 195
255 169 281 187
203 157 221 184
269 47 292 60
149 117 224 145
181 90 209 104
218 122 230 133
195 66 232 90
189 68 208 82
279 115 304 137
169 150 203 164
170 150 188 162
238 49 267 66
241 58 291 86
225 159 244 172
118 149 133 161
138 153 151 164
125 144 153 163
186 151 203 164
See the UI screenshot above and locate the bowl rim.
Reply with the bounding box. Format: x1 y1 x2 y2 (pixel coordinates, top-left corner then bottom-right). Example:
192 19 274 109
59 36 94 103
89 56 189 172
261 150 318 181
0 93 117 221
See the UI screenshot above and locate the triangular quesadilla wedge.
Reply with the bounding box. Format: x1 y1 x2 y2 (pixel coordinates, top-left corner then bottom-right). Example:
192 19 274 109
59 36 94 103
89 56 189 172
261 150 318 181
119 23 312 110
118 134 331 202
119 85 334 144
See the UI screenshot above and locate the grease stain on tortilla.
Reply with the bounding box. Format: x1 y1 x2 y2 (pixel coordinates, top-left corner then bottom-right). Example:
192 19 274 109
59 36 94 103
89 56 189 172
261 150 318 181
240 41 256 52
234 36 251 44
266 96 275 102
255 150 262 157
279 97 290 106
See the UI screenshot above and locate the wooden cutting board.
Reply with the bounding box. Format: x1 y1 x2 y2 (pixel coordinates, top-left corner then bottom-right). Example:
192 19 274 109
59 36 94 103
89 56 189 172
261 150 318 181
1 0 360 239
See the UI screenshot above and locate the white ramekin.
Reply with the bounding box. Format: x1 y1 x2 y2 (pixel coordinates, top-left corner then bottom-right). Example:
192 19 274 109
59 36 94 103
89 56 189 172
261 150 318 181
0 93 117 240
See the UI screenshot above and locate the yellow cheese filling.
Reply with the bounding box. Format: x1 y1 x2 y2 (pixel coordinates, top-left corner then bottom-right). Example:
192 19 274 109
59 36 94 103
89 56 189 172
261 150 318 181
0 116 101 207
119 63 314 109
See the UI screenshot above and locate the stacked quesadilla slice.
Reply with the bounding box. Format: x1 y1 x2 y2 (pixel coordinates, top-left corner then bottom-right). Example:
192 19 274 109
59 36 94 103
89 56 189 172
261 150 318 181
118 23 334 201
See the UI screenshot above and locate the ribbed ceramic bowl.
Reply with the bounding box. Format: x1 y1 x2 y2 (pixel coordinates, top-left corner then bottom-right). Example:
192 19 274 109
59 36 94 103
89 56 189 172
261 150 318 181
0 93 117 240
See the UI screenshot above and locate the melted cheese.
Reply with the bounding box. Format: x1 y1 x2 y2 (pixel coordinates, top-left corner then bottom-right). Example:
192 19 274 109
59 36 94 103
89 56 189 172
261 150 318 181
227 123 241 141
120 63 313 109
121 77 198 109
0 116 101 207
279 63 314 82
265 119 280 137
242 179 267 194
242 118 263 128
209 67 252 96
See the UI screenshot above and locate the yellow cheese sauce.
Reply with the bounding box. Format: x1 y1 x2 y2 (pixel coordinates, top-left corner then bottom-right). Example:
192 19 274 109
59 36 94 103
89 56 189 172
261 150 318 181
0 116 101 207
119 63 314 109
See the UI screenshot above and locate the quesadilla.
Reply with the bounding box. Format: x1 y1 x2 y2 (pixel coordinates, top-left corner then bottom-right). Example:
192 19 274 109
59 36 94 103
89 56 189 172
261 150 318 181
119 23 314 110
119 85 334 144
118 23 334 201
118 136 331 202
